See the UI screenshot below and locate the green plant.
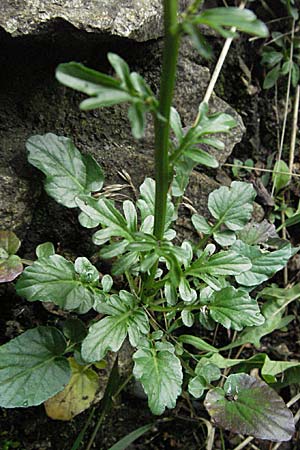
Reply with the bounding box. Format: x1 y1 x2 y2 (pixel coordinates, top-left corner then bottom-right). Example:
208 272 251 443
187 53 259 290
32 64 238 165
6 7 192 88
0 1 297 445
261 1 299 89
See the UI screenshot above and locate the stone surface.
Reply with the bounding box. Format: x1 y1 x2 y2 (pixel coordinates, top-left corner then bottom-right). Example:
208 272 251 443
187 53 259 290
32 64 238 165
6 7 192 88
0 0 189 41
0 166 39 232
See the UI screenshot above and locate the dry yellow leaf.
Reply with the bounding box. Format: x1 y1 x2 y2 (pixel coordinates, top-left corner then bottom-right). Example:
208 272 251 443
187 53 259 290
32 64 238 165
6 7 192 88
44 357 99 420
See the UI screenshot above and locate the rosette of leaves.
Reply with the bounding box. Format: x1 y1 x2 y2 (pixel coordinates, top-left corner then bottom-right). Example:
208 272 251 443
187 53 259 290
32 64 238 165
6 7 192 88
0 231 23 282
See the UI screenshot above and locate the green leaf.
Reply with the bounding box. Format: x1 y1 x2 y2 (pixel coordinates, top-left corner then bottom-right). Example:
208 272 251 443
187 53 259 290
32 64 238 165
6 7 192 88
208 181 256 231
112 251 140 275
75 256 99 283
213 230 236 247
130 72 154 97
182 22 212 59
196 360 221 382
205 373 295 442
108 424 153 450
107 53 132 90
271 367 300 390
184 147 219 168
137 178 175 228
193 108 236 135
280 213 300 229
56 62 121 95
76 196 132 239
281 60 291 75
232 240 297 286
128 102 146 139
0 327 70 408
44 357 98 420
179 278 197 302
56 58 134 110
63 318 87 344
261 50 283 67
221 296 295 350
261 355 300 382
192 215 212 234
123 200 138 232
80 90 133 110
133 341 183 415
263 64 281 89
178 335 219 353
164 280 178 306
27 133 104 208
100 241 129 260
208 287 264 331
188 376 207 398
272 159 291 193
170 107 184 142
171 156 194 197
0 230 21 255
101 274 113 292
81 291 149 362
205 353 300 383
16 255 101 313
188 250 251 277
36 242 55 258
181 309 194 327
193 8 268 38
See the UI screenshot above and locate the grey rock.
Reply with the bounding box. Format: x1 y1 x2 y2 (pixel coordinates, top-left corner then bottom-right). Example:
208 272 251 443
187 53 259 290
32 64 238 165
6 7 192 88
0 0 189 41
0 166 39 234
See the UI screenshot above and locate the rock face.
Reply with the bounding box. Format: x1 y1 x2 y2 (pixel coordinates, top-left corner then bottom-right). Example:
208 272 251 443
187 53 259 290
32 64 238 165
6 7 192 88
0 0 189 41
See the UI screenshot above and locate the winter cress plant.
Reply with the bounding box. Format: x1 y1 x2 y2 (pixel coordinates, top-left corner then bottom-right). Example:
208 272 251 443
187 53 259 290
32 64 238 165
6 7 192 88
0 0 298 444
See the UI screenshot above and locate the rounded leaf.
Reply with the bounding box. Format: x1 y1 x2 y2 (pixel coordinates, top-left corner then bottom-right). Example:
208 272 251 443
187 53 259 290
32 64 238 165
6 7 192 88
0 327 70 408
204 373 295 442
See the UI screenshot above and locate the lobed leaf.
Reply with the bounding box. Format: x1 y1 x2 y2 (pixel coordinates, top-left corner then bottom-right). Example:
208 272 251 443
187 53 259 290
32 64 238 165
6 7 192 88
208 181 256 231
16 255 101 313
133 342 183 415
221 295 295 351
81 291 149 362
208 286 264 331
232 240 297 286
188 250 251 277
27 133 104 208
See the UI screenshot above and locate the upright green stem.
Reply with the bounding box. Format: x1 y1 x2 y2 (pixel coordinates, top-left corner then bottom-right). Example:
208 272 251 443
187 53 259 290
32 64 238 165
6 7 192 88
153 0 180 240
